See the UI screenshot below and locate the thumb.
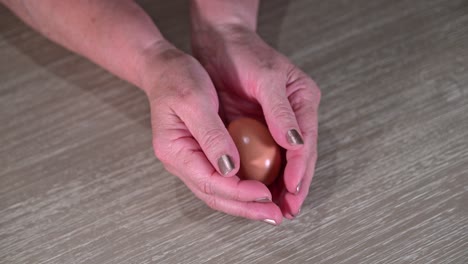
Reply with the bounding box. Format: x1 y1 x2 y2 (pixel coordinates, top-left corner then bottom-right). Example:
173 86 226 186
175 94 240 177
256 81 304 150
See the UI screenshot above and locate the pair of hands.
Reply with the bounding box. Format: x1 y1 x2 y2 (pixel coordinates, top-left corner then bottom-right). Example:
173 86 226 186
0 0 318 225
144 25 320 225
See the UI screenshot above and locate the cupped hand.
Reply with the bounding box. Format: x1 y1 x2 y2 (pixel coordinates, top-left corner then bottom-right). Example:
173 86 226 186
192 25 321 219
141 43 283 224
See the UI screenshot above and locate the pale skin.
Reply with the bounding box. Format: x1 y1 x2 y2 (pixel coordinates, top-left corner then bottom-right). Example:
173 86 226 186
2 0 321 225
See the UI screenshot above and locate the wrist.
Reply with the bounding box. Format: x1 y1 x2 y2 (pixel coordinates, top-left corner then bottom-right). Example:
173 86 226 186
137 40 189 97
190 0 259 35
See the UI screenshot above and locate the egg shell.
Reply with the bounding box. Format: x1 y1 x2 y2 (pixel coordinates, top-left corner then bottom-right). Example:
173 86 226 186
228 118 281 185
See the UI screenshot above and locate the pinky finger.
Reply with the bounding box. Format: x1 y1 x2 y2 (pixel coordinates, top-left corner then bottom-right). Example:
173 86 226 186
189 183 283 225
281 160 316 218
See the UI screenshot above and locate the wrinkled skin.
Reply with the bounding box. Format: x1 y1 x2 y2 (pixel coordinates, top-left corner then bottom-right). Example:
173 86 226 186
192 25 321 219
2 0 321 224
145 47 285 223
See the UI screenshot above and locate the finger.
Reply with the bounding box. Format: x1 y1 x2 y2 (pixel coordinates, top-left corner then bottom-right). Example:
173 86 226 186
162 131 273 202
271 173 298 219
269 169 287 204
267 166 297 219
281 76 320 194
174 91 240 177
192 187 283 225
281 159 315 217
256 78 304 150
282 77 321 215
283 148 309 194
197 175 273 203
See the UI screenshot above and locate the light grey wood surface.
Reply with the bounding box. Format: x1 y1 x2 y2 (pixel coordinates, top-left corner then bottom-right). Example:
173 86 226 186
1 1 467 263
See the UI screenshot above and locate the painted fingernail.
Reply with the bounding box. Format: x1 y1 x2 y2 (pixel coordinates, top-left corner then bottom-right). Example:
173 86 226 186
287 129 304 145
255 197 271 203
296 180 302 194
263 219 277 226
292 208 302 217
218 155 234 176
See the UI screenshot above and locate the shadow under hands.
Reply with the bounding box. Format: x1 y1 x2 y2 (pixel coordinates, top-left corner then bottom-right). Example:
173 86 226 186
2 9 151 130
304 124 340 218
136 0 191 53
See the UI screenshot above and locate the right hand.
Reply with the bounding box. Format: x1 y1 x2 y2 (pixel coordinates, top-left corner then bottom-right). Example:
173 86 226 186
141 44 283 225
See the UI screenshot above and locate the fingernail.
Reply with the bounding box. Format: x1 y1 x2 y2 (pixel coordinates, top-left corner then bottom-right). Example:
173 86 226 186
255 197 271 203
296 180 302 194
218 154 235 176
287 129 304 145
263 219 277 226
292 208 301 218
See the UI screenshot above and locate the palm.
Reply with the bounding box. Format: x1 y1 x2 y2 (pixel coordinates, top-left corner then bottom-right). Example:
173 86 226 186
217 83 262 123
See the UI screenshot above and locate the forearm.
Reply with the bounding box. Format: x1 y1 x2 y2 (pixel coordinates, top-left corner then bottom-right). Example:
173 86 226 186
190 0 259 32
1 0 171 91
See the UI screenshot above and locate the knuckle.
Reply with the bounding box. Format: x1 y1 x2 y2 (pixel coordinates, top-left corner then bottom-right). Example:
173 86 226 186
163 164 177 176
200 127 227 153
270 102 294 121
313 86 322 101
163 86 201 108
259 60 279 73
232 182 242 201
167 86 198 106
177 85 198 102
156 47 187 63
206 89 220 111
200 180 214 195
306 79 321 100
302 122 318 140
308 128 319 140
153 139 170 163
233 189 241 202
205 196 218 210
153 137 182 165
235 205 250 219
170 90 218 118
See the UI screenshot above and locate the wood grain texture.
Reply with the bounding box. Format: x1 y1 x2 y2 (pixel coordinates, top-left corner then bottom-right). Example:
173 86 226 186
1 0 467 263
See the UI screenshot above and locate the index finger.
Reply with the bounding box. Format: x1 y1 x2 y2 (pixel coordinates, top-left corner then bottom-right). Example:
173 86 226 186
165 129 273 203
282 76 320 201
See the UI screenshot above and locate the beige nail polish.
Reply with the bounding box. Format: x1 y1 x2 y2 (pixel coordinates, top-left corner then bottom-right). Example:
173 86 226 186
263 219 277 226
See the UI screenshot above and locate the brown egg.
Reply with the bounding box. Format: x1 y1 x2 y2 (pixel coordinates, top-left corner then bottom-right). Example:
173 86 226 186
228 118 281 185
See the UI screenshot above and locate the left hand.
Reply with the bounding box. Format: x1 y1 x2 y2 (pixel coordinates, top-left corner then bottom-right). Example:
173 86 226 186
192 25 321 219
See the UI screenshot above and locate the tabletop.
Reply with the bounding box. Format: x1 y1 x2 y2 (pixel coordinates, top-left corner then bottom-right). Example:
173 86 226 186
1 0 467 263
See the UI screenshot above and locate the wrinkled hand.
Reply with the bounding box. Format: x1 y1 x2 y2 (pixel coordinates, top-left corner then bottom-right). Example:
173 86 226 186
142 43 283 224
192 25 321 219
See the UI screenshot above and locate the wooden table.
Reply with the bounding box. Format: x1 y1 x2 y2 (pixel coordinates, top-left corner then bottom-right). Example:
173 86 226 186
1 0 467 263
